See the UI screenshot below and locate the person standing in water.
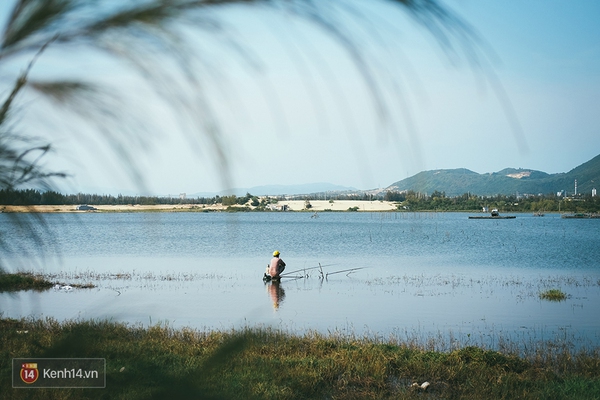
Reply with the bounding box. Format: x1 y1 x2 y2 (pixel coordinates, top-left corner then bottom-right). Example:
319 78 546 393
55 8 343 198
266 250 286 280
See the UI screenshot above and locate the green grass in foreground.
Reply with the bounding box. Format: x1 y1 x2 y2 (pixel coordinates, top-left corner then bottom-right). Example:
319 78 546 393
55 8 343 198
540 288 568 301
1 318 600 399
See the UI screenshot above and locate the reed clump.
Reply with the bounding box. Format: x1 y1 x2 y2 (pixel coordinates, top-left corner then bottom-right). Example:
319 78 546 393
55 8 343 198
1 318 600 399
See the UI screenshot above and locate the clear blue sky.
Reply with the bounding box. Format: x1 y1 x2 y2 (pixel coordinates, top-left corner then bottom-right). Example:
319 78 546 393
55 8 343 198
4 0 600 195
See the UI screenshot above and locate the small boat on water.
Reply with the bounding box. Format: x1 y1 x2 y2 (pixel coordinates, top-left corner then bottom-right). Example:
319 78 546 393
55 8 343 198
561 213 600 219
469 209 516 219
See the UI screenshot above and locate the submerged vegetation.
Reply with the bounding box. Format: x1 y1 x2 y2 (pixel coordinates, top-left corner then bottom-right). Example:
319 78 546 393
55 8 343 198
1 318 600 399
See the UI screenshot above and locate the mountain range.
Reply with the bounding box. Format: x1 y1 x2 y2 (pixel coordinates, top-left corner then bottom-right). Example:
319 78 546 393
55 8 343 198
186 154 599 198
190 183 357 197
385 154 600 197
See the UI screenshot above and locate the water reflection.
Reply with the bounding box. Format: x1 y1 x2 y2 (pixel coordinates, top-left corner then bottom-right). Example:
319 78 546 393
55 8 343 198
266 280 286 310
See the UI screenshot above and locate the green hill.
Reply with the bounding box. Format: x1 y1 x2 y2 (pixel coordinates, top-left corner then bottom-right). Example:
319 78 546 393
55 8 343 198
386 154 600 196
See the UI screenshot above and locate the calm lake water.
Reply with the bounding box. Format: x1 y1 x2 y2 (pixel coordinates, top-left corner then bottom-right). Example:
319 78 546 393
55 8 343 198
2 211 600 350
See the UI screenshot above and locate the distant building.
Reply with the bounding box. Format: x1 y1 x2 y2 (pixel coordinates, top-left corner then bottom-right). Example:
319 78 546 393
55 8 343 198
266 204 288 211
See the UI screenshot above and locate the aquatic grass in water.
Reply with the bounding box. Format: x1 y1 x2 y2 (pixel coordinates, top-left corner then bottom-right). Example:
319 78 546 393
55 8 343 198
40 269 600 293
0 272 53 292
0 272 96 292
367 273 596 302
43 270 227 283
540 289 568 301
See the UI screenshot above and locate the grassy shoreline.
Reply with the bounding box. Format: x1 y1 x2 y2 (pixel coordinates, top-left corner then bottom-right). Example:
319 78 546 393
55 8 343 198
2 317 599 399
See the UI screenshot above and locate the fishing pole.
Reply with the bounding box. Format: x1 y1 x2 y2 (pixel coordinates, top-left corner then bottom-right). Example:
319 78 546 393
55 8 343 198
279 263 333 277
325 267 365 277
280 275 305 281
279 263 338 277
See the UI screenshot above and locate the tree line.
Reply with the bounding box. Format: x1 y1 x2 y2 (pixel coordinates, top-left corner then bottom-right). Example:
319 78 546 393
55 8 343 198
1 188 598 213
0 189 259 207
383 190 600 213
